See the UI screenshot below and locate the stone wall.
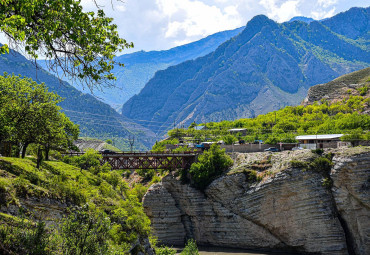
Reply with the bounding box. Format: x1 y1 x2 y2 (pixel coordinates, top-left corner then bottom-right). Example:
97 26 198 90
143 147 370 255
221 144 273 153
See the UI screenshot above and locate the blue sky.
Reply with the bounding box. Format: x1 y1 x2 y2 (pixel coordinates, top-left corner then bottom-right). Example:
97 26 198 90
1 0 369 55
79 0 369 53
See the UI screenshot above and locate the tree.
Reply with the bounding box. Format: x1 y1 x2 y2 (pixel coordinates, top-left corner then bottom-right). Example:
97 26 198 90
189 144 233 190
0 73 79 166
0 0 133 91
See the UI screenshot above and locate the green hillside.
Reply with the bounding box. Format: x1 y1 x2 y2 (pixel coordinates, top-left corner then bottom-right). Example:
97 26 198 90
0 155 153 254
160 73 370 145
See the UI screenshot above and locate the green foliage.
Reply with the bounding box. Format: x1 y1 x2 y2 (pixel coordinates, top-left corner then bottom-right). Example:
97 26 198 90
309 157 333 176
155 246 177 255
180 239 199 255
0 0 133 89
0 74 79 164
59 205 111 255
357 84 368 96
290 160 308 169
311 149 324 156
0 156 152 253
105 139 113 145
162 95 370 147
0 220 53 255
222 134 237 145
189 144 233 190
341 128 365 146
136 169 156 181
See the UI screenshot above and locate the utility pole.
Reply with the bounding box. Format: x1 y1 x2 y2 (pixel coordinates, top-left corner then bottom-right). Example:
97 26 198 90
129 135 135 152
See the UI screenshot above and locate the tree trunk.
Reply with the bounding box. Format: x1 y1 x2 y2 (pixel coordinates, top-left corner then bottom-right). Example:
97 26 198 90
45 146 50 161
36 145 43 169
21 142 29 159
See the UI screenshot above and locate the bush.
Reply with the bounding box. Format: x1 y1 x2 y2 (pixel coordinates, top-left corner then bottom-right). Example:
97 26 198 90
310 157 333 176
156 246 177 255
181 239 199 255
189 144 233 190
222 134 237 145
0 221 53 255
290 160 308 169
311 148 324 155
60 205 111 255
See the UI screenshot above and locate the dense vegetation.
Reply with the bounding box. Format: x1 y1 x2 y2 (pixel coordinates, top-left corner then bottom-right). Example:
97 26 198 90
0 74 79 167
0 153 153 254
187 144 233 190
162 94 370 145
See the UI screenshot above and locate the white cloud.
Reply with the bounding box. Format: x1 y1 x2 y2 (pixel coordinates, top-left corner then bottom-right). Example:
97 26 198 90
311 7 336 20
259 0 302 22
157 0 243 39
317 0 338 8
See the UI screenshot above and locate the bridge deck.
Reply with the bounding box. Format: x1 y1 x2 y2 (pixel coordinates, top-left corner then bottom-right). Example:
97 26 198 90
63 151 199 170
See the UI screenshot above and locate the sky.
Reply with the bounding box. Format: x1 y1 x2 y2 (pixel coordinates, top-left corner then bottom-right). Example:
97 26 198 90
79 0 369 54
1 0 369 55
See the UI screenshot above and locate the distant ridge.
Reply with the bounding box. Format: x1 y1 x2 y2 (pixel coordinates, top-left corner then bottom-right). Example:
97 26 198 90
289 16 315 23
37 26 244 107
122 6 370 135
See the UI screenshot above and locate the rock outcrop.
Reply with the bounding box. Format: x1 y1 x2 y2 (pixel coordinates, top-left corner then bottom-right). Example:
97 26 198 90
143 147 370 254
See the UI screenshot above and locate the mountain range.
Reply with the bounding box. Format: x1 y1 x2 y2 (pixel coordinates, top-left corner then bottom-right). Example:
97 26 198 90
121 7 370 135
0 48 155 150
37 26 244 109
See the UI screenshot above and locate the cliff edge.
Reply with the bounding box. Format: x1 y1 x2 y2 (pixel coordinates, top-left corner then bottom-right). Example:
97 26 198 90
143 147 370 255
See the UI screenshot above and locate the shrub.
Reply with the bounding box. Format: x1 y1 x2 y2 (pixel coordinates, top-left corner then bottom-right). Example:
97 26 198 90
136 168 156 181
74 149 102 170
0 221 53 255
156 246 177 255
60 205 111 255
189 144 233 190
244 169 258 182
222 134 237 145
310 157 333 176
290 160 308 169
357 85 368 96
311 148 324 155
181 239 199 255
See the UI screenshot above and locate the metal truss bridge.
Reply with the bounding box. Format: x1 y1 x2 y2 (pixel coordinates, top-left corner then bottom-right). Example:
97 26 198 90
64 151 199 170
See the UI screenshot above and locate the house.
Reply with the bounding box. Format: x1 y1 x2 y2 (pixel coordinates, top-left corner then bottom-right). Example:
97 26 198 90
295 134 343 149
228 128 247 136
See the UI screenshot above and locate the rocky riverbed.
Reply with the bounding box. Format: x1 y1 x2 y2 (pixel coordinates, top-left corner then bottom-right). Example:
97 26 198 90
143 147 370 255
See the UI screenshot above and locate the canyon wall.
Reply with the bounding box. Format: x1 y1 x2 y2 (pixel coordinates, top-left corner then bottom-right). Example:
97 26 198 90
143 147 370 254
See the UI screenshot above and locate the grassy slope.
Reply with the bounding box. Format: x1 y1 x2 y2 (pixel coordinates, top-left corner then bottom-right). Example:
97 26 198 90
0 156 152 252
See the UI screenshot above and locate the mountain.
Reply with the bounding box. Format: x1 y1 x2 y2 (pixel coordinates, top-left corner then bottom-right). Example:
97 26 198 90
121 7 370 135
0 49 155 150
37 26 244 108
304 67 370 110
289 16 315 23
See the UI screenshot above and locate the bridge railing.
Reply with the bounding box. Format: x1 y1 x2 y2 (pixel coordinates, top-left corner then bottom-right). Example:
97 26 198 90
62 151 201 157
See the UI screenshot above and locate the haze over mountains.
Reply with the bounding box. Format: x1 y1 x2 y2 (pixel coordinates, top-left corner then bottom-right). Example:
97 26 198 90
0 49 155 150
37 26 244 109
122 7 370 135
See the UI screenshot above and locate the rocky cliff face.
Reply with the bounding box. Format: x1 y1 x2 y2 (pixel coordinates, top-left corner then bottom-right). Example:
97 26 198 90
143 147 370 254
304 67 370 108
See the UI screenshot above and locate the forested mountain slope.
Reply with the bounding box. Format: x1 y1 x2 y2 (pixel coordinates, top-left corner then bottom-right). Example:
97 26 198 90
0 49 155 150
37 26 244 108
122 7 370 135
